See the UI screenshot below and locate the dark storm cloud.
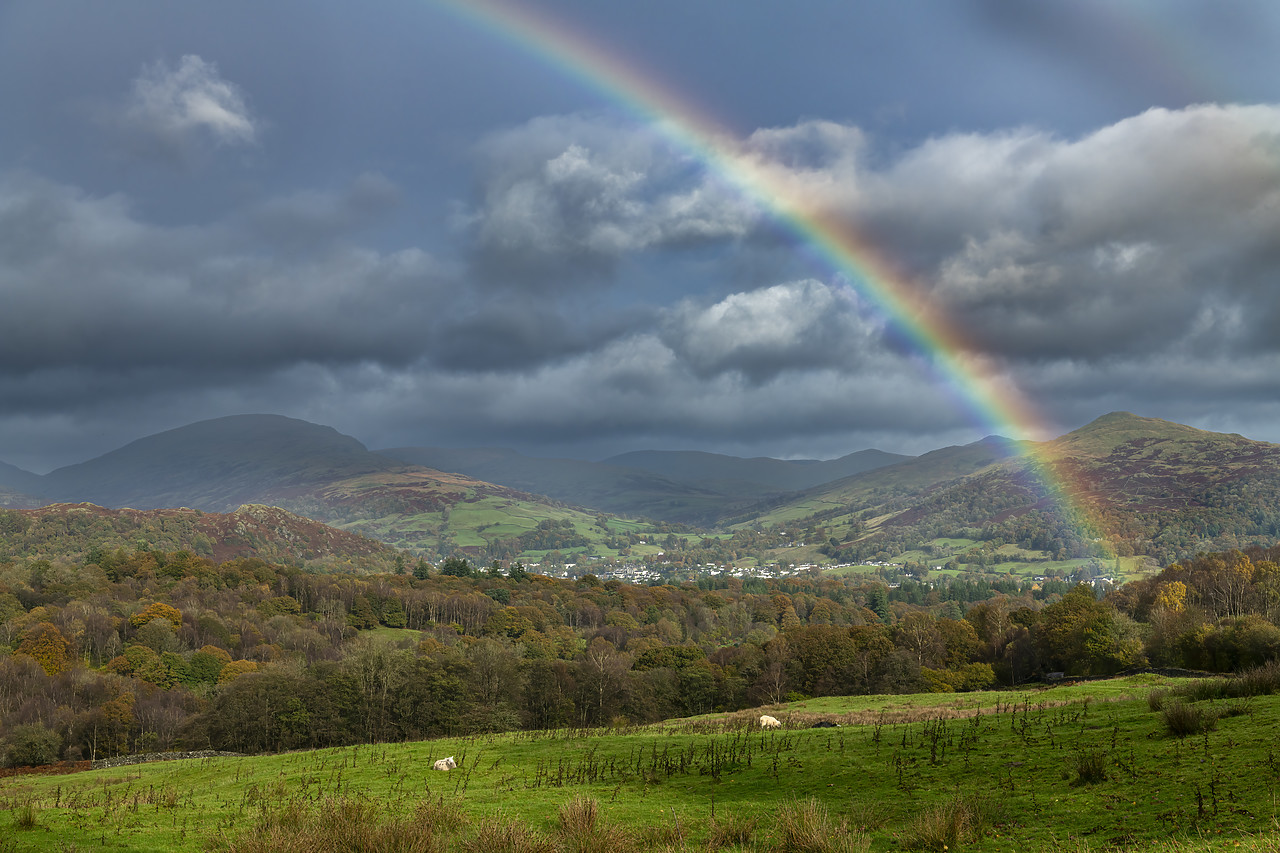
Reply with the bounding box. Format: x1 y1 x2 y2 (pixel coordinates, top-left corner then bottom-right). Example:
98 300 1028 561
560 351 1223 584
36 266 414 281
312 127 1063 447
0 172 445 381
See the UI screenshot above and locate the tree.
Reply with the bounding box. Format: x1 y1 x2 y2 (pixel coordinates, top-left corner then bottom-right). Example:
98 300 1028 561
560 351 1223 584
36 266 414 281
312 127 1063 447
129 602 183 630
380 597 407 628
1036 584 1144 675
5 722 62 767
865 586 890 623
219 660 259 684
440 556 474 578
17 622 72 676
574 638 630 725
189 646 231 683
347 594 378 630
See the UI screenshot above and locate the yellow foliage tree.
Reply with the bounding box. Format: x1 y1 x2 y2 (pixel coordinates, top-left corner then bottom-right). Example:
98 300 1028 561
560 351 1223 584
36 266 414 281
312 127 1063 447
129 602 183 630
218 659 259 683
1155 581 1188 613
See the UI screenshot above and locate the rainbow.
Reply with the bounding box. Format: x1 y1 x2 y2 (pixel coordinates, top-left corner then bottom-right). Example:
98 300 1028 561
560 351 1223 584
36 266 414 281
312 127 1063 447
436 0 1108 544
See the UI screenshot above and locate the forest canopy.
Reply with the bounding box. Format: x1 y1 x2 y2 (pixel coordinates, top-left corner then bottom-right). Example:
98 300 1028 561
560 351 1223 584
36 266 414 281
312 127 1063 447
3 542 1279 765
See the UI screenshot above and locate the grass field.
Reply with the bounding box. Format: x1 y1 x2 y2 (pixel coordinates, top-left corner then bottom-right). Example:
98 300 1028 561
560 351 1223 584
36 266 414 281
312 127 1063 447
3 675 1279 852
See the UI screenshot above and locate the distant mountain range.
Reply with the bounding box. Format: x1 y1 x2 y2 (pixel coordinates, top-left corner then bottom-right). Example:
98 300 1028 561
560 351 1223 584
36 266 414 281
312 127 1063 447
5 411 1280 564
379 445 908 524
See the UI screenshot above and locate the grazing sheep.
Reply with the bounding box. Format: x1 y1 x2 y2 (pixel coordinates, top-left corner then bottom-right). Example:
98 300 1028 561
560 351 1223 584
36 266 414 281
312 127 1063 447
759 715 781 729
432 756 457 771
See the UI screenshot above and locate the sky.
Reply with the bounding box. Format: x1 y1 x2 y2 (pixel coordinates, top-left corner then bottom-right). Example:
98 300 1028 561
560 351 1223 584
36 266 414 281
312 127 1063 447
3 0 1280 473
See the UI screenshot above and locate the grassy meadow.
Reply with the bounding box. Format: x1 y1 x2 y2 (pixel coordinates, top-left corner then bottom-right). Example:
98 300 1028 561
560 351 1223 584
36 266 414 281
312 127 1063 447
4 674 1280 852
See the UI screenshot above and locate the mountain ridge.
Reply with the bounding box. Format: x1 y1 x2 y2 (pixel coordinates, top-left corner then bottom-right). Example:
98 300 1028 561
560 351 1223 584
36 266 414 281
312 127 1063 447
7 410 1280 566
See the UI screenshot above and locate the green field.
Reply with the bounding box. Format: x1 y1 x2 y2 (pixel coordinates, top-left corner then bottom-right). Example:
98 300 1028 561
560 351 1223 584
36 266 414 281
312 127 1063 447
4 675 1279 852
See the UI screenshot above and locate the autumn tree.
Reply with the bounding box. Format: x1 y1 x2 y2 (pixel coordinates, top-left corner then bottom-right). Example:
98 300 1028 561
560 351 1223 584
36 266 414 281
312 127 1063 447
17 622 72 676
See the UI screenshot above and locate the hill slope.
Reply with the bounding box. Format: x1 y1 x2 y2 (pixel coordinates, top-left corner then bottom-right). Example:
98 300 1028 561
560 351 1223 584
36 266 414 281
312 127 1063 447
762 412 1280 565
0 502 398 568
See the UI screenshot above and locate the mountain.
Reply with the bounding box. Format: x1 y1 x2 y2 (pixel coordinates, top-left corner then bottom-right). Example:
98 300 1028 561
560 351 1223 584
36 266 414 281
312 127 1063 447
0 460 45 508
380 446 909 525
0 502 398 569
40 414 399 511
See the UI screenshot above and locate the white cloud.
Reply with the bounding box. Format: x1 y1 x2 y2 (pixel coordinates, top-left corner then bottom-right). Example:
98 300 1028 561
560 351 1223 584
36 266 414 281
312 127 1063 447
116 55 258 160
662 279 881 380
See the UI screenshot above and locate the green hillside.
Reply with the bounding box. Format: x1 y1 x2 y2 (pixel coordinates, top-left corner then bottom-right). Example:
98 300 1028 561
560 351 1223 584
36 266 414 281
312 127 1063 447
4 677 1280 852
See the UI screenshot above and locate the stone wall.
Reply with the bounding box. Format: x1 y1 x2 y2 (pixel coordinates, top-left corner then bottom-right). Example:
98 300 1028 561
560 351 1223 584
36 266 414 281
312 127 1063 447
91 750 242 770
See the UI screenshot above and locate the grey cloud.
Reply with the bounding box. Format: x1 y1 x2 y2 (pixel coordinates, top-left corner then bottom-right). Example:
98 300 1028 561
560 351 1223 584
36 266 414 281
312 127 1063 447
480 106 1280 365
243 172 401 250
314 333 968 457
463 115 760 287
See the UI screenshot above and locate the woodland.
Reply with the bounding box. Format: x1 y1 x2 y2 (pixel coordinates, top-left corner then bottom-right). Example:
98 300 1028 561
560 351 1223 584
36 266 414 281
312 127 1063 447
3 541 1280 768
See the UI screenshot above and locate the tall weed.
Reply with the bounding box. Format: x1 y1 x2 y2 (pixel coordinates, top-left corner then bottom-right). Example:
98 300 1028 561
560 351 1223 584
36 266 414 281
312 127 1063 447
462 817 557 853
902 794 1004 851
707 811 759 849
770 797 869 853
556 795 633 853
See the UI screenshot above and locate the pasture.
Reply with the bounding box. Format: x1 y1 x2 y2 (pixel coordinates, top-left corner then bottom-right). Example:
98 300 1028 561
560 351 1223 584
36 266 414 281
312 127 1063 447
3 675 1280 852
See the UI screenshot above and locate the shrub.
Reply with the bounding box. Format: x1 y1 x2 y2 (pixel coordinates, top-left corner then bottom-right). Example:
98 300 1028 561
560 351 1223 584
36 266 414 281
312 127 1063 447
557 795 598 836
1162 701 1218 737
14 799 39 830
226 797 447 853
1233 659 1280 697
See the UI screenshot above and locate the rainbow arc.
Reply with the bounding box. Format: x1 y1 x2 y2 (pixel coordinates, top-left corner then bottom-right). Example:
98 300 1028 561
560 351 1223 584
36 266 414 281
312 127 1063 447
437 0 1111 546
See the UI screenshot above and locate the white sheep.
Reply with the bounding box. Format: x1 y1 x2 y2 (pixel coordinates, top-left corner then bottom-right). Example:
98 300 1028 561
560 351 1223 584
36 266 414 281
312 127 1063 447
432 756 457 771
759 714 781 729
